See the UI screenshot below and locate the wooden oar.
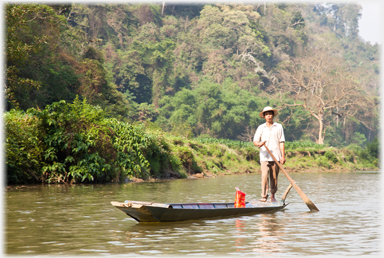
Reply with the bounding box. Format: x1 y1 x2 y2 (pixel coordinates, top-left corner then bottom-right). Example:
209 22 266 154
263 145 319 211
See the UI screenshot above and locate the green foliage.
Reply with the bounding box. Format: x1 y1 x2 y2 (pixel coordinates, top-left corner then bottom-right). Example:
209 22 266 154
157 78 269 139
4 2 380 184
6 98 152 184
285 140 324 150
325 150 338 163
173 145 194 168
83 46 105 63
316 156 331 169
105 38 176 107
366 137 379 159
5 110 44 184
350 132 367 147
242 146 259 162
6 98 379 185
168 155 183 172
143 133 178 178
40 97 150 182
324 126 345 147
344 142 378 167
5 4 129 121
194 136 253 149
5 4 82 110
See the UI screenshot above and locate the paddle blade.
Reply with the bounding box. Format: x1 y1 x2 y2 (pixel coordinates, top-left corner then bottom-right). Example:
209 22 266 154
292 183 319 211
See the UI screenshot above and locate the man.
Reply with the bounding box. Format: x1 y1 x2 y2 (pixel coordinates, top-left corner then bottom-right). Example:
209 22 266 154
253 106 286 202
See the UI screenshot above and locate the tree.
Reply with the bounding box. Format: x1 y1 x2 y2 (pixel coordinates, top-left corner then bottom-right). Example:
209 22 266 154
6 4 66 109
5 4 90 110
278 47 375 144
110 38 175 108
157 78 269 139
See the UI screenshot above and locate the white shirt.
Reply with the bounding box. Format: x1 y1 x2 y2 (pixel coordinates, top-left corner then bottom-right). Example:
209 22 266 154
253 122 285 161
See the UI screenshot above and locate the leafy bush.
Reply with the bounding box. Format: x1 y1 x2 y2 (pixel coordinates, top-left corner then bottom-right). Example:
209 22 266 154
144 134 176 177
5 110 44 184
366 137 379 158
316 156 331 169
172 145 194 169
191 160 203 173
325 150 338 163
243 146 259 161
6 98 155 184
343 142 379 167
350 132 367 147
323 126 344 147
168 155 182 172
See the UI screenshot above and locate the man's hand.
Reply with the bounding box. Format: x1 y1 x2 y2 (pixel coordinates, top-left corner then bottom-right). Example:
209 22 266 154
280 157 286 165
257 141 266 148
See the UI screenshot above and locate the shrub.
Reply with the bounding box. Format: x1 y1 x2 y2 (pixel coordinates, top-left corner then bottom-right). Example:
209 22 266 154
316 156 331 169
173 145 194 168
350 132 367 147
144 134 175 177
366 137 379 158
147 157 161 177
5 110 44 184
223 150 238 161
191 160 203 173
325 150 338 163
169 155 182 171
6 97 152 184
212 146 225 157
243 146 259 161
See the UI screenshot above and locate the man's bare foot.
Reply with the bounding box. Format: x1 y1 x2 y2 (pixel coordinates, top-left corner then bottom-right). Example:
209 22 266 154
270 195 277 202
259 195 268 202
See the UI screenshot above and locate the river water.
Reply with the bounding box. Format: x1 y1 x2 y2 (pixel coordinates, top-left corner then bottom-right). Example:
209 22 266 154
5 171 382 256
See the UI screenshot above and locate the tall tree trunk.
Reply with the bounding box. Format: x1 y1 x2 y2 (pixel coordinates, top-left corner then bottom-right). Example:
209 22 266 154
317 113 324 144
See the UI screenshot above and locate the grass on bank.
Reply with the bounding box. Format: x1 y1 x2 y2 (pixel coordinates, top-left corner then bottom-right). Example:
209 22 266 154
151 129 379 178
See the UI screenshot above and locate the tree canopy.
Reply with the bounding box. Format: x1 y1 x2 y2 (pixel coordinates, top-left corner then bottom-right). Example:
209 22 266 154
5 2 380 147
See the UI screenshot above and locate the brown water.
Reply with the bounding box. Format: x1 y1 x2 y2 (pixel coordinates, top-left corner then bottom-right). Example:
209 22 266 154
5 171 382 256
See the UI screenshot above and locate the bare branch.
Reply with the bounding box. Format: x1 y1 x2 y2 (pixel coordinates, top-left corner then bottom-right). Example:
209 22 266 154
277 48 374 144
290 20 305 28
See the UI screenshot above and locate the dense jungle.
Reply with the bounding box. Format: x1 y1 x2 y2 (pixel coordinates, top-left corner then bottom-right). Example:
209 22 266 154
5 3 380 185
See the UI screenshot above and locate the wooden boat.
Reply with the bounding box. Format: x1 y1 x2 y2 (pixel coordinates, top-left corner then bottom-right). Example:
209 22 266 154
112 184 293 223
110 200 288 222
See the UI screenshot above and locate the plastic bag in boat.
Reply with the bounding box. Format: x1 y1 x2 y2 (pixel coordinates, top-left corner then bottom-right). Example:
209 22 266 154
234 187 246 208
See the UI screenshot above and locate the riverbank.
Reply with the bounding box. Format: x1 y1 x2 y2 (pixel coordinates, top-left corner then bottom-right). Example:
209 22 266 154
5 102 379 185
124 131 379 183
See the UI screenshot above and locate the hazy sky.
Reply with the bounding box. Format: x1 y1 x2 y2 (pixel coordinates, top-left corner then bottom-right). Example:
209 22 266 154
358 1 382 45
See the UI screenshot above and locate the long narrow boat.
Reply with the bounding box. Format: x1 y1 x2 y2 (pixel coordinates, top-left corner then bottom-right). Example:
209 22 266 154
111 200 288 222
